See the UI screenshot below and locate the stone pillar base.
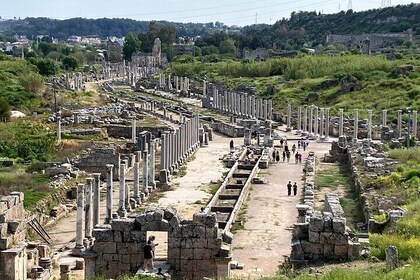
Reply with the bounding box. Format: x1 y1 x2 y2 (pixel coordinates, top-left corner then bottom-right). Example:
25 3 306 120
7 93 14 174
72 246 85 257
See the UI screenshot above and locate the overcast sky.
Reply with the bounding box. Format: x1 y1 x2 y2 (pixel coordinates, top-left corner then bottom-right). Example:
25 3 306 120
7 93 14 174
0 0 418 26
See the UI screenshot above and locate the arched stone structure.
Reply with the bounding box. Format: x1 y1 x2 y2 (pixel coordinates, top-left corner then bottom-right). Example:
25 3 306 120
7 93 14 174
86 208 231 279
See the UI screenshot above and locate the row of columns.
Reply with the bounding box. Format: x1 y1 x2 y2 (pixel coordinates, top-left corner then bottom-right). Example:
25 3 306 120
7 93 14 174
73 174 102 256
290 104 418 141
160 114 200 182
212 88 272 120
159 73 190 93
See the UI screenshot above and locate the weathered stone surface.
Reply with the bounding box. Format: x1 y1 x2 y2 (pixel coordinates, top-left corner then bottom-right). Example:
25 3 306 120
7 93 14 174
308 230 320 243
332 218 346 234
92 228 114 242
93 242 116 254
334 245 348 258
218 244 230 258
309 215 324 232
111 218 135 232
386 245 399 270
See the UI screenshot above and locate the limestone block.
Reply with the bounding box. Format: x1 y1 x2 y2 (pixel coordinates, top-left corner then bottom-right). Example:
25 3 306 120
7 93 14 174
93 242 117 254
180 248 194 259
168 236 181 248
291 239 304 261
92 228 114 242
309 215 324 232
182 224 197 238
119 254 131 264
193 212 217 227
153 209 164 221
205 227 218 239
145 212 154 222
103 253 119 262
308 230 320 243
163 208 176 221
167 248 181 261
111 218 135 232
0 223 7 238
323 216 333 232
300 240 312 253
348 241 361 261
319 232 332 244
191 238 207 249
169 215 180 229
180 259 194 271
332 218 346 234
193 226 206 238
114 231 123 242
218 244 230 258
116 242 130 254
331 232 349 245
323 244 335 259
207 238 222 250
135 214 146 226
127 243 142 254
334 245 349 259
123 230 143 243
183 238 194 249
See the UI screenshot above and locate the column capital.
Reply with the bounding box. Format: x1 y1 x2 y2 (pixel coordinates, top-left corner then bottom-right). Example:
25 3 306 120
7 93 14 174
106 164 114 171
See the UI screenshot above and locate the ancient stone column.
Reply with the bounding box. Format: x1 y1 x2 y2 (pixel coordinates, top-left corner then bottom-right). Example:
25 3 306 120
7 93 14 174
287 104 292 130
303 106 308 133
149 140 156 188
203 81 207 97
308 105 314 135
105 164 113 224
320 108 325 138
160 134 167 171
367 109 373 141
263 99 268 120
325 108 330 139
268 100 273 120
297 106 302 133
132 116 136 143
133 151 141 203
143 150 149 195
84 178 93 241
382 110 388 127
413 110 418 139
73 183 85 255
125 180 131 213
93 173 101 227
397 110 402 138
251 96 256 118
314 106 319 138
354 109 358 140
256 99 260 119
117 163 126 218
56 114 61 141
339 108 344 137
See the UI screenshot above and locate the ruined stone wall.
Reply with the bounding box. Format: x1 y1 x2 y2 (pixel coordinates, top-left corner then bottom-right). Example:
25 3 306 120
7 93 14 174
212 122 244 138
0 192 27 279
105 125 167 139
291 154 360 262
89 209 230 280
74 147 120 178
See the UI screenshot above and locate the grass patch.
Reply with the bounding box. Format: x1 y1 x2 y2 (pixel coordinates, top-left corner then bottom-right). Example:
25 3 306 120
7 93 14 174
369 233 420 261
314 163 349 190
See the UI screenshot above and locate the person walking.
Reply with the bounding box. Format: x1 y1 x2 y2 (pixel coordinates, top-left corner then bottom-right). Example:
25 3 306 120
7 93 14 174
272 149 276 163
143 240 154 271
286 150 291 162
292 144 296 154
295 152 299 164
282 150 286 162
229 139 234 151
298 152 302 164
276 151 280 163
303 141 306 151
293 182 298 196
280 139 284 148
148 235 159 259
298 140 301 150
287 181 292 196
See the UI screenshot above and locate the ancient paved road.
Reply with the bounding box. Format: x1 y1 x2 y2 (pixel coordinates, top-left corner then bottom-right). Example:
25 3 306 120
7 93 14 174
149 133 242 220
230 128 331 278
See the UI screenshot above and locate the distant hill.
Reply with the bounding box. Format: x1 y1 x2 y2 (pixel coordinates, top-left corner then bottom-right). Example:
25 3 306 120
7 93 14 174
0 3 418 50
0 17 222 39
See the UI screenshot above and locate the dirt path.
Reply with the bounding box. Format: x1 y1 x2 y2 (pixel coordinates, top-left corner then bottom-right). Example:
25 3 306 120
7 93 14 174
230 128 331 278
